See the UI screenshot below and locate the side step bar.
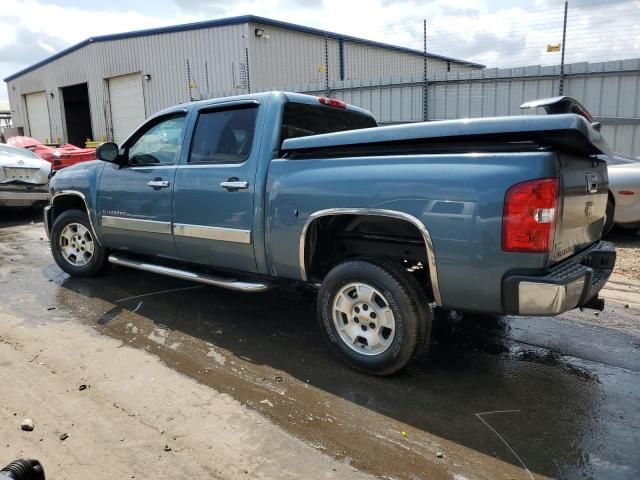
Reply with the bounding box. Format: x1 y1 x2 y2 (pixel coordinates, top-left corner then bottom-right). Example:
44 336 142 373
108 254 272 292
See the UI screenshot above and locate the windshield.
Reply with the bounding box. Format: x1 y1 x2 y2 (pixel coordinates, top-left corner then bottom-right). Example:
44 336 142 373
281 102 377 142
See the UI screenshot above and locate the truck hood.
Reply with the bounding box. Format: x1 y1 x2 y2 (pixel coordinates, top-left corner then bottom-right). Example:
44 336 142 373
281 114 611 158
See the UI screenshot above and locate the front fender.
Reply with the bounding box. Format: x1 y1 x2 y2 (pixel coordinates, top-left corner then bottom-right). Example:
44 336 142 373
49 161 106 244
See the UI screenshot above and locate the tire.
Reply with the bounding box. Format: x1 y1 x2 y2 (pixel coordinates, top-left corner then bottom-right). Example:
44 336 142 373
367 257 432 360
50 209 108 277
317 259 431 375
603 195 615 237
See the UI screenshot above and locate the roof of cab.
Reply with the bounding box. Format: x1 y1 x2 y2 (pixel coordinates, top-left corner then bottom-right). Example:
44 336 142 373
147 91 374 121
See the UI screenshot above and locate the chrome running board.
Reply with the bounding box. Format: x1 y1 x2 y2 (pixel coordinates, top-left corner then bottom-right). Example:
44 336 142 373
108 254 272 292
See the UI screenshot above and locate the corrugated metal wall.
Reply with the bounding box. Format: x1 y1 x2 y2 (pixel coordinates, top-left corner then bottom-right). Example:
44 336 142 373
307 59 640 157
6 23 249 142
247 22 479 93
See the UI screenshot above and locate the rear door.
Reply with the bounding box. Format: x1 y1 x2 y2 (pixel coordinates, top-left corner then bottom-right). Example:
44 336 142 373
172 100 261 272
98 112 187 258
552 154 609 262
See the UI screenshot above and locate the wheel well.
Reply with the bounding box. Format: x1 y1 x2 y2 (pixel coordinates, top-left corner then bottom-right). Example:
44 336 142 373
52 194 87 220
303 214 434 300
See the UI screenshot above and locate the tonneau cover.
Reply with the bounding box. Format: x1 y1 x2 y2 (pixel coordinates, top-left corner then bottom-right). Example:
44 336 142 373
281 114 611 157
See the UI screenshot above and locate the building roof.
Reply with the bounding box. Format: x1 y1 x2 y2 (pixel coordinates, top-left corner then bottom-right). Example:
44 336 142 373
4 15 484 82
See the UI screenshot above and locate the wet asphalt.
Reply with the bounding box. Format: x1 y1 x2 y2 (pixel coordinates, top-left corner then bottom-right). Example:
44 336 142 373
1 208 639 480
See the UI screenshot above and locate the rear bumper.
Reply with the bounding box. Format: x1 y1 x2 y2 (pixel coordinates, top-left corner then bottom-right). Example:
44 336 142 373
503 241 616 316
0 188 50 207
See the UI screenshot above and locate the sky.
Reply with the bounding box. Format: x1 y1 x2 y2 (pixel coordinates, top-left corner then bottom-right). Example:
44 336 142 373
0 0 638 102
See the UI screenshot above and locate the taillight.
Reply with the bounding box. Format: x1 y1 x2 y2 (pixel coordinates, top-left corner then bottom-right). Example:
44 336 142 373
502 178 559 253
319 97 347 109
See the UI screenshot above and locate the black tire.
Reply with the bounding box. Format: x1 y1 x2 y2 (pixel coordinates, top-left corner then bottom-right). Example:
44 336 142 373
317 259 431 375
603 195 615 237
50 209 108 277
366 257 432 360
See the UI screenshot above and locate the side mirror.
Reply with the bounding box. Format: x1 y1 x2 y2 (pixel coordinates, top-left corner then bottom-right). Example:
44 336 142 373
95 142 120 163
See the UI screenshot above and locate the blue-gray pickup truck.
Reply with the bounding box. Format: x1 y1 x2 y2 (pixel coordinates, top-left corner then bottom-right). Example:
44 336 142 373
44 91 615 375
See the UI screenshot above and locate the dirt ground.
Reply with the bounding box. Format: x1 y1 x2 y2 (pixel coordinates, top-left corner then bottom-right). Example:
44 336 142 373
1 210 640 480
609 227 640 280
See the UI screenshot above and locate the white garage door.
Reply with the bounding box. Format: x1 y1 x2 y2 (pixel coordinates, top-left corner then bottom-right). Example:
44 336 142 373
25 92 50 142
108 73 146 145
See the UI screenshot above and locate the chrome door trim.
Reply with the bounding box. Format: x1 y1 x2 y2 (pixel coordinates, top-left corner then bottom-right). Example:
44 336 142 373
51 190 102 246
299 208 442 306
102 215 172 234
173 223 252 244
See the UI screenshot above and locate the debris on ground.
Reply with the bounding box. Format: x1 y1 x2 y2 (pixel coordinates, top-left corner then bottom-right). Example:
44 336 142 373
79 384 88 391
20 419 34 431
59 433 68 441
164 445 172 452
436 452 444 458
401 431 408 438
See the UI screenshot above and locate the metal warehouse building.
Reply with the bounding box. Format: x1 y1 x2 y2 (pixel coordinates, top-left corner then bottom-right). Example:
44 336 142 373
4 15 482 146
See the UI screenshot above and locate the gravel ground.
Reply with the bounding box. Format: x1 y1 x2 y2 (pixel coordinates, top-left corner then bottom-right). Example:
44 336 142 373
608 227 640 280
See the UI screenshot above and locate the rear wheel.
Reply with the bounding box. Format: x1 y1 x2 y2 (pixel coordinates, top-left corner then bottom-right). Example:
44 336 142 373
51 209 108 277
317 259 431 375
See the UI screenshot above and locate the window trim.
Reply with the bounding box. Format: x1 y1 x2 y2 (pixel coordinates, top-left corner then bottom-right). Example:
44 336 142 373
186 101 260 167
121 111 187 168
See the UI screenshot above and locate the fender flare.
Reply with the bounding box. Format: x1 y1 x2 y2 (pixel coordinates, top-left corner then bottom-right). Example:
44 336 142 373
50 190 102 246
299 208 442 306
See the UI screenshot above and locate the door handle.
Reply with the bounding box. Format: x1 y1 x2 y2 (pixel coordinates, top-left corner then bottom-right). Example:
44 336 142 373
147 180 170 189
220 180 249 190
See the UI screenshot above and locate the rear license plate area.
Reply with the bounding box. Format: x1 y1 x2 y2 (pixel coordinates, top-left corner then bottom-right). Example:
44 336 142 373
4 167 38 181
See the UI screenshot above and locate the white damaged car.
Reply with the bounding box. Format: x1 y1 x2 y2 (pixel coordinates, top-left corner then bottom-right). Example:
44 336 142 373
603 154 640 235
0 143 51 208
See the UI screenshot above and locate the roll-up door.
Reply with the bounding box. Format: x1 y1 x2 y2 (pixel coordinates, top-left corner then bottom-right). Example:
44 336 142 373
108 73 146 144
25 92 50 142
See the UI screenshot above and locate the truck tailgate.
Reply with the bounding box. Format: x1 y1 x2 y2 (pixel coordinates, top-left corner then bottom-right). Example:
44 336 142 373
552 154 609 263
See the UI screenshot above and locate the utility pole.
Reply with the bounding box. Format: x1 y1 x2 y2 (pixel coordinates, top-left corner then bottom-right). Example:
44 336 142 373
423 19 428 121
559 0 568 95
324 32 330 97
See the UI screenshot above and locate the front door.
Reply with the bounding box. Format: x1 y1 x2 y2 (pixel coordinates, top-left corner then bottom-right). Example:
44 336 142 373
98 113 187 258
173 101 261 272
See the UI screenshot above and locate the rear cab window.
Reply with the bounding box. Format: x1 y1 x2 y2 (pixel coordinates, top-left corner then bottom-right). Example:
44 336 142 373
281 102 377 144
189 106 258 165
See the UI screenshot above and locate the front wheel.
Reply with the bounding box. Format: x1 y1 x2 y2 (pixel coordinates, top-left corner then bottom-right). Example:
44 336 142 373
317 259 431 375
50 209 108 277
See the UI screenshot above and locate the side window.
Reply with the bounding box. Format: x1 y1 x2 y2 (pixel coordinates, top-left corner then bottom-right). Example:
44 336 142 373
127 115 186 166
188 106 258 165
